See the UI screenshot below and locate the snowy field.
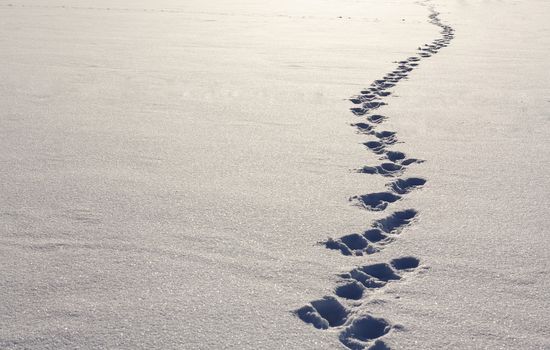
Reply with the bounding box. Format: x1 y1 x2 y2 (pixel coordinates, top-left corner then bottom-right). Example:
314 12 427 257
1 0 549 349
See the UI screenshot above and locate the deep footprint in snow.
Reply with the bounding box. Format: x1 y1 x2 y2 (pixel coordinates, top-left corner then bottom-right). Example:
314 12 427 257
335 280 366 300
351 178 426 211
387 177 427 194
339 316 392 350
351 107 368 116
385 151 424 166
367 114 386 124
363 141 386 155
374 209 418 233
374 131 398 145
359 263 402 282
350 192 401 211
358 151 424 179
352 122 375 134
350 102 387 116
390 256 421 270
357 163 405 177
296 296 350 329
339 257 421 290
326 233 376 256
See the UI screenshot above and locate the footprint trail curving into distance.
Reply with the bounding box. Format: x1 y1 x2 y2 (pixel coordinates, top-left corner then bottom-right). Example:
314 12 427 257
295 3 454 349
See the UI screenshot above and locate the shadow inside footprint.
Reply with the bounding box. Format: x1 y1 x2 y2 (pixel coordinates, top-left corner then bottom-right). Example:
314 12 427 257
342 257 421 288
352 192 401 211
296 296 349 329
310 297 349 327
363 228 388 243
343 269 386 289
360 263 401 282
364 101 386 109
358 163 404 177
386 151 406 162
325 238 353 256
364 141 385 154
325 234 377 256
385 151 424 166
335 281 365 300
352 122 375 134
388 177 426 194
325 210 418 256
351 107 367 116
339 315 391 350
367 114 386 124
375 131 398 145
376 91 391 97
375 209 418 233
390 256 420 270
295 305 330 330
340 233 370 250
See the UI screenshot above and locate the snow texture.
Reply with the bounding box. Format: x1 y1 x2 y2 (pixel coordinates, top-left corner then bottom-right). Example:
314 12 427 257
1 0 549 349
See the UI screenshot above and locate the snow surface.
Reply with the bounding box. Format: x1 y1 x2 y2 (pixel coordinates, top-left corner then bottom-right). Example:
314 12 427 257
0 0 549 349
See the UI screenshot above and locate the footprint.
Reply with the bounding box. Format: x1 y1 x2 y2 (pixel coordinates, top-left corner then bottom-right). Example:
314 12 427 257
335 280 366 300
352 177 425 211
385 151 424 165
363 141 386 154
387 177 427 194
400 157 424 166
390 256 421 270
367 114 386 124
350 192 401 211
326 233 377 256
341 257 420 289
339 315 392 350
351 102 387 116
296 296 350 329
375 91 391 97
363 228 389 244
374 209 418 234
385 151 405 162
351 107 368 116
351 94 380 104
359 263 401 282
396 64 413 72
372 79 396 88
364 101 387 110
352 122 375 134
357 163 404 177
374 131 398 145
325 209 418 256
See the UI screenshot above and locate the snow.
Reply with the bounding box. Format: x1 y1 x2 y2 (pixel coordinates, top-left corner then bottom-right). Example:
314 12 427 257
1 0 549 349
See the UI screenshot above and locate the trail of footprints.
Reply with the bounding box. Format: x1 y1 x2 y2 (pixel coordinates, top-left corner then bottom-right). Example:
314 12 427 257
297 257 420 349
296 5 454 349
